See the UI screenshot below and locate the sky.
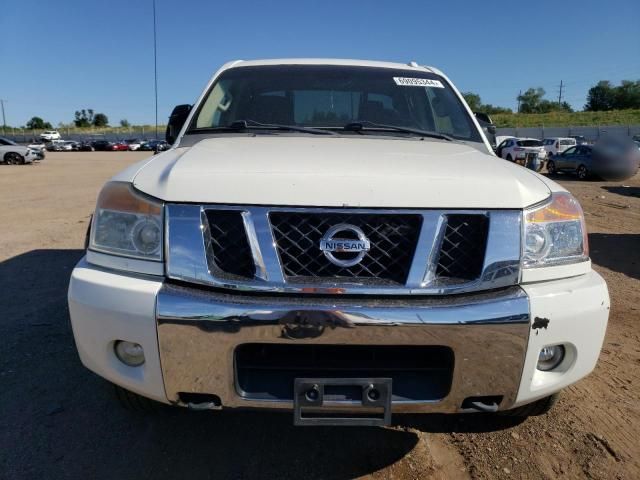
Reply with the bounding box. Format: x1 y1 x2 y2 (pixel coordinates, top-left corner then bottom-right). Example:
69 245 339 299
1 0 639 127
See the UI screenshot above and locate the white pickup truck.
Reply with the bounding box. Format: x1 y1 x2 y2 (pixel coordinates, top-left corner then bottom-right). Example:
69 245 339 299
68 59 609 426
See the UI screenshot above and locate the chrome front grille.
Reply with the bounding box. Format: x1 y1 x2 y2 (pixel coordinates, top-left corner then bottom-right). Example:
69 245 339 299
270 212 422 285
166 205 522 295
204 210 255 279
436 215 489 281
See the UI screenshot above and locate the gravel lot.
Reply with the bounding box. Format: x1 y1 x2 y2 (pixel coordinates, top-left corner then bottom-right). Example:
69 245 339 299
1 152 638 479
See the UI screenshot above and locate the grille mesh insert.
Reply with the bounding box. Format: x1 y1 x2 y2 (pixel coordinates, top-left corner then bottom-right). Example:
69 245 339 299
436 214 489 281
204 210 255 279
270 212 422 284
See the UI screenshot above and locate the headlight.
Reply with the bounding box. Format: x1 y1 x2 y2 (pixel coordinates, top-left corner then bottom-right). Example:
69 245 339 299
523 192 588 268
89 182 163 261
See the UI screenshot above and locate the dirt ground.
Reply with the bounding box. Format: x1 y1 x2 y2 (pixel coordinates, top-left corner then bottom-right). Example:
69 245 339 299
0 152 638 479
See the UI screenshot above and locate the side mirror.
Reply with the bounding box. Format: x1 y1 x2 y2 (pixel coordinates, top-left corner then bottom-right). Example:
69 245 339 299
165 104 192 145
474 112 493 125
487 125 496 135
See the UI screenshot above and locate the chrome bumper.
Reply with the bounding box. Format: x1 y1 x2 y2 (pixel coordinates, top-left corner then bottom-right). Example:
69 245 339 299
157 284 530 413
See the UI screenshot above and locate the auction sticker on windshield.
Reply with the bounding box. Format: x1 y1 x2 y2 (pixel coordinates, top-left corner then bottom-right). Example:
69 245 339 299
393 77 445 88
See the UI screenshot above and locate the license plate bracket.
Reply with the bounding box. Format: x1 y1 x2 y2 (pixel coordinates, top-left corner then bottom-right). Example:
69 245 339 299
293 378 392 426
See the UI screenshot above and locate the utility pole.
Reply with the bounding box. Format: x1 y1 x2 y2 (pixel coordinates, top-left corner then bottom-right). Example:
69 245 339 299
517 90 522 113
152 0 158 140
0 99 6 135
558 80 564 105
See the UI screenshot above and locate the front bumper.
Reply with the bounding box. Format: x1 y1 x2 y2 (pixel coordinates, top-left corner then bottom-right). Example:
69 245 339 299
68 259 609 413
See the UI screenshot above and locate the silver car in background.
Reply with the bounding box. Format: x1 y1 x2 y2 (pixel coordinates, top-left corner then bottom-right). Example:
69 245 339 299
0 137 37 164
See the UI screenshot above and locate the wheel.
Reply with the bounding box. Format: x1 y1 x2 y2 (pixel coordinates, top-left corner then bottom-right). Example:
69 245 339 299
577 164 588 180
546 160 556 175
113 384 159 412
4 152 23 165
503 393 559 417
506 154 513 162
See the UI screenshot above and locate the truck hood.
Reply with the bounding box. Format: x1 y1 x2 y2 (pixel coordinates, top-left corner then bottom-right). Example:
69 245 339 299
132 136 551 208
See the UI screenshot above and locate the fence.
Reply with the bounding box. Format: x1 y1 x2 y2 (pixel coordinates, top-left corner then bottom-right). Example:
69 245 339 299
1 126 165 143
495 125 640 142
2 124 640 145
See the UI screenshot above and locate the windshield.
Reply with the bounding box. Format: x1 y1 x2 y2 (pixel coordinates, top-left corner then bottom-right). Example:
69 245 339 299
517 140 543 147
188 65 482 142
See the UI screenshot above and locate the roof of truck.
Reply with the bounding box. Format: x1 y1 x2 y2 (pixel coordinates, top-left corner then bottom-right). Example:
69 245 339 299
228 58 438 73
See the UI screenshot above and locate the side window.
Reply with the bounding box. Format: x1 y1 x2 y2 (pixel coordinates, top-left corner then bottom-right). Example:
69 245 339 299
577 146 589 155
195 80 232 128
563 146 577 156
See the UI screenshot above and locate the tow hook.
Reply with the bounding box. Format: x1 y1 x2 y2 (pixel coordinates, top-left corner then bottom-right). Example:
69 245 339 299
460 396 502 413
187 401 222 411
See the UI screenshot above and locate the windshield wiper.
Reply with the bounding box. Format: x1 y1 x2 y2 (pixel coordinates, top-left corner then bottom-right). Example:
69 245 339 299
342 121 453 141
229 119 336 135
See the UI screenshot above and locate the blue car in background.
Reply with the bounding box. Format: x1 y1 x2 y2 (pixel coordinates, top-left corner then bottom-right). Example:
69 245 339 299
547 138 640 181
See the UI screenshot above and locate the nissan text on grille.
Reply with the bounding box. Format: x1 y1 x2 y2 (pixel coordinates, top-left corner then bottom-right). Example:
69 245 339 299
68 59 609 425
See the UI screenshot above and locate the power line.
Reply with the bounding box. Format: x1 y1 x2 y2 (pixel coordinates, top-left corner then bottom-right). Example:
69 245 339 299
0 99 6 135
152 0 158 140
558 80 564 105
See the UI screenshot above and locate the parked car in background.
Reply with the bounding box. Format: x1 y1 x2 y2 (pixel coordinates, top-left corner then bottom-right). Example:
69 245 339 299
124 139 144 151
543 137 576 157
110 142 129 151
27 141 47 159
0 137 37 164
494 135 514 149
569 135 588 145
547 138 640 180
40 130 61 141
46 140 66 151
496 138 546 171
60 141 80 151
28 140 47 151
91 140 114 151
139 139 169 152
78 141 95 151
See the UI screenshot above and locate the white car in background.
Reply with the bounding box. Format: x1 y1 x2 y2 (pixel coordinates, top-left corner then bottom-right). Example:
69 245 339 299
0 137 37 164
40 130 61 141
125 139 144 151
27 141 47 159
496 138 547 162
543 137 576 157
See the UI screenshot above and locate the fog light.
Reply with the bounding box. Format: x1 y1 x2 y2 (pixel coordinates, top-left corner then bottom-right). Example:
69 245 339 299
537 345 565 371
114 340 145 366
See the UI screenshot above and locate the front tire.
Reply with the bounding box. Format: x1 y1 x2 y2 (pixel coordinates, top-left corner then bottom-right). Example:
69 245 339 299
547 160 556 175
506 154 513 162
4 152 24 165
577 164 588 180
113 384 159 412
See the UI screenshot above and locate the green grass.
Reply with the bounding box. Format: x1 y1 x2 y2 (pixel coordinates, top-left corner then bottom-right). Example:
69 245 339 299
492 109 640 128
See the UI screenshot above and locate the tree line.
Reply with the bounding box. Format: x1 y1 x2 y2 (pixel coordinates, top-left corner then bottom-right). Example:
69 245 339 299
464 78 639 115
22 110 133 130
